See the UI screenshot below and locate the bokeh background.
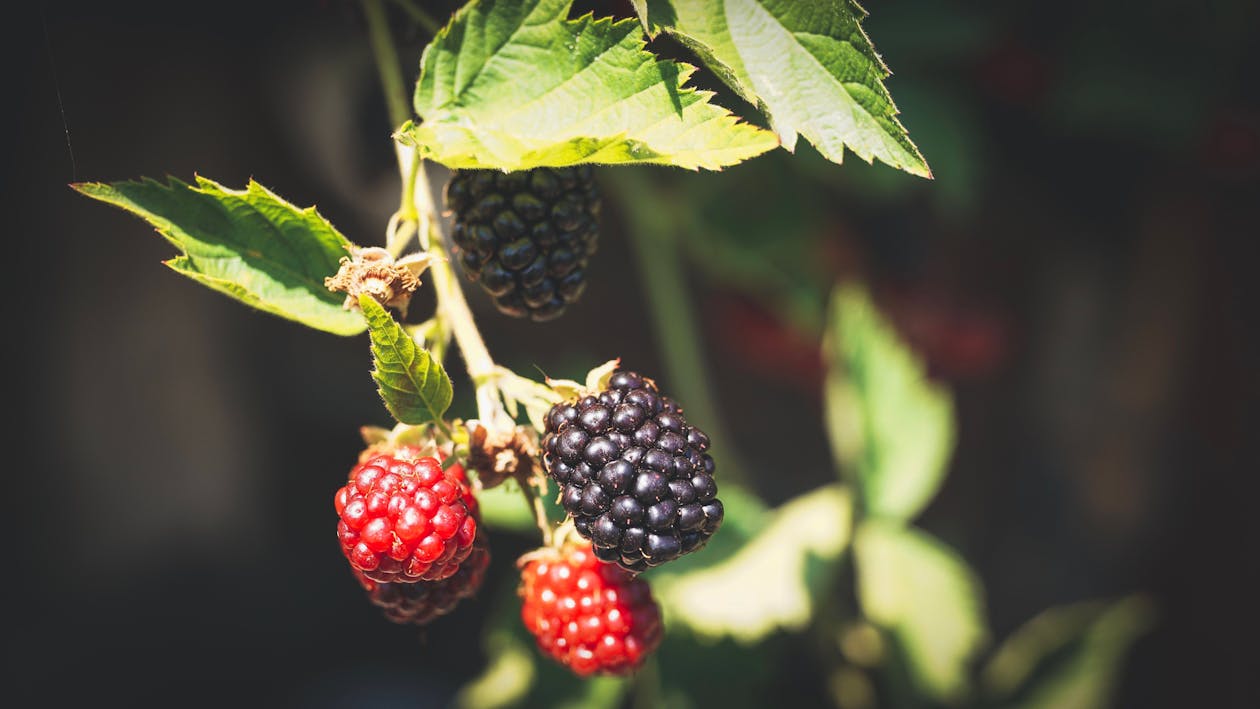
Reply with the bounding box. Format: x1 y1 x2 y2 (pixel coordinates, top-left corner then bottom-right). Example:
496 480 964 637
10 0 1257 706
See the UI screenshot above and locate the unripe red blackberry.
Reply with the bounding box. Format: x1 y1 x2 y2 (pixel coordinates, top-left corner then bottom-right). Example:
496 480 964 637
353 531 490 625
445 166 600 322
335 454 479 583
519 540 662 676
541 370 723 572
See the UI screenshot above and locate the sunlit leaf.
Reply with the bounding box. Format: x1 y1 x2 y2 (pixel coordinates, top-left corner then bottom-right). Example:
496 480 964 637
361 295 453 425
73 177 365 335
855 520 988 703
403 0 777 171
653 485 852 642
640 0 931 176
825 283 954 521
983 596 1156 709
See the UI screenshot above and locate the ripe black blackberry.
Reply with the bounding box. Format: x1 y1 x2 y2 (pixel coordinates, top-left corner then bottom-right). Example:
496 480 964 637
445 166 600 322
541 370 723 572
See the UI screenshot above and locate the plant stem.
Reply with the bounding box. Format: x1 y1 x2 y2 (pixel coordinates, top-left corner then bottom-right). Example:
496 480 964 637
389 0 444 37
411 163 497 384
362 1 552 541
362 0 412 131
612 169 751 487
518 479 553 547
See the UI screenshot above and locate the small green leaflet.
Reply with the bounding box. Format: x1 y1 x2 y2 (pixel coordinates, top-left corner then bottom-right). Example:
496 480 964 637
637 0 931 177
825 284 955 522
855 521 989 703
73 177 365 335
402 0 777 171
361 295 453 425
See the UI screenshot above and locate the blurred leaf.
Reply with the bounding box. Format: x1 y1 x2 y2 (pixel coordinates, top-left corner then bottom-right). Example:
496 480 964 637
855 520 988 703
825 284 955 521
653 485 852 643
654 626 788 708
641 0 931 176
73 177 364 335
475 482 537 534
361 295 453 425
983 596 1156 709
457 633 536 709
404 0 777 171
477 478 565 535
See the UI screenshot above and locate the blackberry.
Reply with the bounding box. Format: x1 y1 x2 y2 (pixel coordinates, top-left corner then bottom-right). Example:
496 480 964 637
445 166 601 322
541 370 723 572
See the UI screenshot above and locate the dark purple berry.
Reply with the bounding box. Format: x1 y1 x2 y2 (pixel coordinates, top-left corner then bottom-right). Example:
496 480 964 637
445 166 601 321
540 369 722 572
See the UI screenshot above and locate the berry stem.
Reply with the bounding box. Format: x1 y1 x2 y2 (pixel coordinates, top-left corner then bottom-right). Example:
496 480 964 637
362 0 411 133
411 162 498 385
519 478 553 547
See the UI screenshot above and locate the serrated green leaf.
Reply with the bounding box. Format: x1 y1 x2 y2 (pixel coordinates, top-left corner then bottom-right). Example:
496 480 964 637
73 177 365 335
653 485 852 643
643 0 930 176
855 521 989 703
403 0 777 171
983 596 1155 709
361 295 453 425
825 284 954 521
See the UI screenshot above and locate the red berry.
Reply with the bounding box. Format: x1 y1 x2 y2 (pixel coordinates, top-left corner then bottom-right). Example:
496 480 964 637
353 531 491 625
519 540 663 676
336 454 479 583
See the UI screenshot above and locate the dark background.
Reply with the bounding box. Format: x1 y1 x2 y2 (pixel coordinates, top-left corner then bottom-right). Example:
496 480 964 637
10 0 1258 706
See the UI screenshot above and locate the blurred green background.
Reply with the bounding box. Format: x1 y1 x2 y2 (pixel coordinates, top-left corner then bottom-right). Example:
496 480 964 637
10 0 1257 707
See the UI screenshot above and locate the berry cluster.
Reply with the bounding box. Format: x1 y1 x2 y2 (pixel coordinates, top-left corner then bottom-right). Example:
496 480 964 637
354 531 490 626
445 166 601 321
542 370 724 572
335 454 479 583
519 540 662 676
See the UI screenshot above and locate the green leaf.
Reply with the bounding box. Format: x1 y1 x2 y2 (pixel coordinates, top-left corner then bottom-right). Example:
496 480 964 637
642 0 931 177
983 596 1155 709
824 283 954 521
361 295 453 425
652 484 852 643
73 177 365 335
476 478 564 535
403 0 777 171
855 521 989 703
